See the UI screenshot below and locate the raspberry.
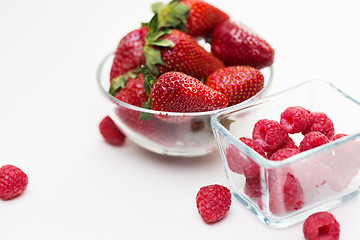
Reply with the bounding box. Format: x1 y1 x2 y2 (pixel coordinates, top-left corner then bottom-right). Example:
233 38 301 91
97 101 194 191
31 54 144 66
244 177 262 198
292 159 331 191
269 148 300 161
332 133 347 141
252 119 288 153
327 167 356 192
225 137 266 177
281 137 298 149
268 173 304 215
302 112 335 140
266 136 298 158
303 212 340 240
0 165 29 200
299 131 330 152
280 106 312 134
99 116 126 146
196 184 232 223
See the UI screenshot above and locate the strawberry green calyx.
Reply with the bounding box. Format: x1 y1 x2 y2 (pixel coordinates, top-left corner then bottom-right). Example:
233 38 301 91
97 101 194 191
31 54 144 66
141 65 157 96
139 65 156 121
143 14 175 76
152 0 190 32
109 70 139 96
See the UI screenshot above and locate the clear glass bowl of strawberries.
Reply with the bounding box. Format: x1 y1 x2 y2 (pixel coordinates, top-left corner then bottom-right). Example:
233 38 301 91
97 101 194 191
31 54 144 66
211 79 360 227
97 0 274 156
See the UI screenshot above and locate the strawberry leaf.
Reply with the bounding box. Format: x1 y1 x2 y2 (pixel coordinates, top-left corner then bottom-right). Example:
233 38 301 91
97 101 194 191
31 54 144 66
109 69 141 96
148 14 159 35
109 75 128 96
157 0 189 30
139 100 153 121
151 2 164 14
141 65 157 95
147 29 173 43
151 39 175 47
143 46 165 76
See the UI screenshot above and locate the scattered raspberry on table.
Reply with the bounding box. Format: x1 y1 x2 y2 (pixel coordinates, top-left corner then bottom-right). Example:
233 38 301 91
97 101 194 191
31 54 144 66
99 116 126 146
0 164 29 200
196 184 232 223
303 211 340 240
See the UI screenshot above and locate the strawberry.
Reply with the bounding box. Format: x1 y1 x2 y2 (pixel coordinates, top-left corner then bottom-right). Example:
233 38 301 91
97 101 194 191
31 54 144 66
143 15 224 81
112 73 148 107
110 72 149 123
152 0 229 37
210 20 275 69
205 66 264 106
110 26 148 82
142 68 228 112
110 72 177 147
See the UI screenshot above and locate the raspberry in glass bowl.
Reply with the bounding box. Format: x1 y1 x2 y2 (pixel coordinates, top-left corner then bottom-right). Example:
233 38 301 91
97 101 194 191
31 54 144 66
211 80 360 227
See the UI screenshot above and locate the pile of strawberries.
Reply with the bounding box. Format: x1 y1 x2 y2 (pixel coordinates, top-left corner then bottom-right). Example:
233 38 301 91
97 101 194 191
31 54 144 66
99 0 275 145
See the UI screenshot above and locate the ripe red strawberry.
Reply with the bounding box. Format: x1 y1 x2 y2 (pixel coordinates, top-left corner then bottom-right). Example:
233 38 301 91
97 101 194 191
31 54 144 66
153 0 229 37
110 26 148 82
113 74 148 107
0 164 28 200
205 66 264 106
211 20 274 69
144 28 224 81
148 71 228 112
181 0 229 37
109 70 177 146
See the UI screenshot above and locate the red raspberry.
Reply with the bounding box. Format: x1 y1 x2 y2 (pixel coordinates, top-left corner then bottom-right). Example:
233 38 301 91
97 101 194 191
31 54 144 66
268 173 304 215
268 148 300 195
281 137 298 149
302 112 335 140
332 133 347 141
292 159 331 191
327 167 357 192
0 165 29 200
303 212 340 240
99 116 126 146
196 184 232 223
269 148 300 161
252 119 288 153
280 106 312 134
299 131 330 152
266 136 298 158
225 137 266 177
244 177 262 198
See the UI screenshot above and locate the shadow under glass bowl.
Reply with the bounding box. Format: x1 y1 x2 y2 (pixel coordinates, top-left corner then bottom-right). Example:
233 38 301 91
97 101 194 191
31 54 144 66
97 52 274 157
211 79 360 227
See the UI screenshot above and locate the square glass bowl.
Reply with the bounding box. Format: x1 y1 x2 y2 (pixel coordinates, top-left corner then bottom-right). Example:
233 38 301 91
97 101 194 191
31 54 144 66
211 80 360 228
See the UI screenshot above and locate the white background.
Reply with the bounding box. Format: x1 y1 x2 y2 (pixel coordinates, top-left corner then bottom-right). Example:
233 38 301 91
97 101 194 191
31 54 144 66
1 0 360 239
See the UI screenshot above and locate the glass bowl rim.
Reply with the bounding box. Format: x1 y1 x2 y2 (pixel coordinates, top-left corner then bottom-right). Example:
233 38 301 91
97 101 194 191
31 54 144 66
211 79 360 168
96 52 274 117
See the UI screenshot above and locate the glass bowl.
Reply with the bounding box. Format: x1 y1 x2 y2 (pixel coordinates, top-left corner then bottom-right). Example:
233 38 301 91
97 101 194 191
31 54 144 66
96 52 273 157
211 79 360 227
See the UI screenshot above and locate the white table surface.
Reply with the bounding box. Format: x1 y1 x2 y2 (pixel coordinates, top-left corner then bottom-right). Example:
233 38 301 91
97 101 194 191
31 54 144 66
1 0 359 239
